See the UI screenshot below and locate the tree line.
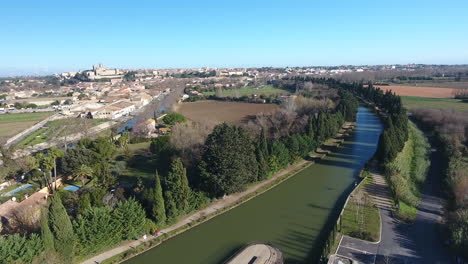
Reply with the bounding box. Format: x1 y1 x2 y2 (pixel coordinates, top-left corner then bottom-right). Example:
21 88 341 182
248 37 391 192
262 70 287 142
412 108 468 259
283 77 409 163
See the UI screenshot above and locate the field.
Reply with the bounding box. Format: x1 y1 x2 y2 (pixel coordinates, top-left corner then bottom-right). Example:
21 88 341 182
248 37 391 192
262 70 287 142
378 85 455 98
16 118 109 148
390 81 468 89
177 101 278 124
203 85 290 97
0 112 53 139
401 96 468 112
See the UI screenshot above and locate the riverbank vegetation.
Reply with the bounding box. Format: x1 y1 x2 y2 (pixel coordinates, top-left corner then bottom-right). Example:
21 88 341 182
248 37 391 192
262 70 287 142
411 108 468 259
384 121 430 221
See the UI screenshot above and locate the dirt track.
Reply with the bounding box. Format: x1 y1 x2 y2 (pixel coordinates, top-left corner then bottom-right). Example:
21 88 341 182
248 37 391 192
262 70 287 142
377 86 455 98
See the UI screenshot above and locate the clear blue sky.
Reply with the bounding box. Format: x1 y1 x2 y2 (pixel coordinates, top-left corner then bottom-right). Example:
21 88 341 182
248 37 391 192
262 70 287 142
1 0 467 76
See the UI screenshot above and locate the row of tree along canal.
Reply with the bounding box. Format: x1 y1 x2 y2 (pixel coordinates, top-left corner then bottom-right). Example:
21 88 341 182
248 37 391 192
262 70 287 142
124 106 383 264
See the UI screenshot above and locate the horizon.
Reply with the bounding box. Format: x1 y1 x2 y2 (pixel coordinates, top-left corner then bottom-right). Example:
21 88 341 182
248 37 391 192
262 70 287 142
2 63 468 78
1 0 468 76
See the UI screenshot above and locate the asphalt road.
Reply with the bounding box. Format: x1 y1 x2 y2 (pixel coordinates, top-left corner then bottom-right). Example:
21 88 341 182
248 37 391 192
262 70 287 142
337 143 453 264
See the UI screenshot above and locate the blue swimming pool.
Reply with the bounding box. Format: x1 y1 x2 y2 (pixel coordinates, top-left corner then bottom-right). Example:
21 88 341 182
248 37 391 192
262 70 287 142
5 184 33 196
64 185 81 192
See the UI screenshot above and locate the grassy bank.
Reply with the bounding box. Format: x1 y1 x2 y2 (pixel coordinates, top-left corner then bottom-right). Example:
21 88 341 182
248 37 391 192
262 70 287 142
384 121 430 221
340 176 380 242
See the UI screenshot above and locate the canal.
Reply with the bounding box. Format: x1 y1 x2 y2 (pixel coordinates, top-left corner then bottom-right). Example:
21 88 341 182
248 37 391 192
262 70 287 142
124 106 383 264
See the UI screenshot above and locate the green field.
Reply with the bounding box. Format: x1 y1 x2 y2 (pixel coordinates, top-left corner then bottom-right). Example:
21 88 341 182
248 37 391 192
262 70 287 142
402 96 468 112
16 118 109 148
203 85 290 97
0 112 53 138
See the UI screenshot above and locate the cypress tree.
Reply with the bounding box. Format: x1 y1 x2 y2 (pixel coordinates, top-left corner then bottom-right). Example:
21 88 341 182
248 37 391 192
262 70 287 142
177 160 191 213
164 191 178 222
258 128 269 157
48 195 75 262
256 129 270 180
152 171 166 225
307 117 316 151
40 207 54 252
164 158 190 213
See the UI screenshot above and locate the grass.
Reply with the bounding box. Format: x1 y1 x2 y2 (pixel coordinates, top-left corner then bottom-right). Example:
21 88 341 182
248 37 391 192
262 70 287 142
16 118 109 148
0 112 53 138
115 142 155 184
396 201 418 222
340 177 381 242
401 96 468 112
203 85 290 97
385 121 430 221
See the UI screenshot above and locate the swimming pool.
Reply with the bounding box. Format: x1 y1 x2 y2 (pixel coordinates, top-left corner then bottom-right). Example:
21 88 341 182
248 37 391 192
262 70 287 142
64 185 81 192
4 184 33 196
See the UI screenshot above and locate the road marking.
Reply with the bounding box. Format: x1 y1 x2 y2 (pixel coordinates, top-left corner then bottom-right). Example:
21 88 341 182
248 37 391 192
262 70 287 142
340 245 373 255
335 235 344 254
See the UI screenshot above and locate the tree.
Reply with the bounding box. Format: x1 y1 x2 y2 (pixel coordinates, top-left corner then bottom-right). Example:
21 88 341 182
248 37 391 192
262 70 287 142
47 195 75 262
123 71 137 82
60 147 98 176
47 147 64 191
0 233 43 264
112 198 146 240
162 112 186 126
73 164 93 186
199 123 258 197
150 135 175 172
269 141 290 171
41 207 54 252
256 129 270 180
89 137 116 161
163 190 178 222
94 162 116 189
142 171 166 225
73 207 121 255
172 158 191 213
37 153 54 193
117 131 130 147
162 158 189 215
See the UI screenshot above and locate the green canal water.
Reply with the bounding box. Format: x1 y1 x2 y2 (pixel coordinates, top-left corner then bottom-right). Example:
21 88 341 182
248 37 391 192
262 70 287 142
124 106 383 264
